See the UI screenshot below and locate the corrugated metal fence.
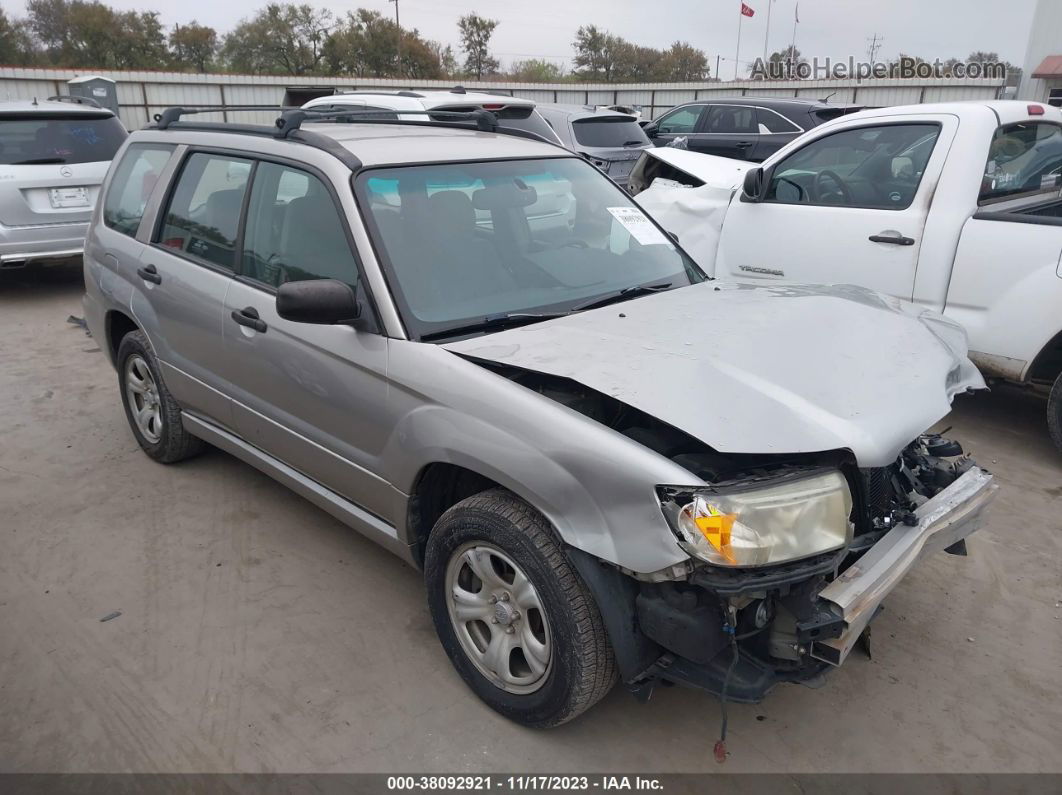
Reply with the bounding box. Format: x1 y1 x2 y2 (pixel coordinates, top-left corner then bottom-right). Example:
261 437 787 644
0 67 1007 129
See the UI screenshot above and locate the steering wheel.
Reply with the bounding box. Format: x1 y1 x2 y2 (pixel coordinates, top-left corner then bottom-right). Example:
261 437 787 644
812 170 853 204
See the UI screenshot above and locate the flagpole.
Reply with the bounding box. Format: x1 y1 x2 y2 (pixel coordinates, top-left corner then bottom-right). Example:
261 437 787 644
789 3 799 78
736 5 743 81
763 0 773 63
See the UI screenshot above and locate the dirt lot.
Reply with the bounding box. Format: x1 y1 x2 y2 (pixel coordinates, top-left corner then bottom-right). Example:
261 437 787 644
1 266 1059 774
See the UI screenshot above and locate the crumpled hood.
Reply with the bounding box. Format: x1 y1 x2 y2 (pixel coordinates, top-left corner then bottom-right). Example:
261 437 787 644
443 281 985 467
632 149 753 272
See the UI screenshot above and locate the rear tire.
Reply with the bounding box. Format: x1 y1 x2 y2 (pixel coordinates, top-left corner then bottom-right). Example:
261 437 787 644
424 489 617 727
117 330 205 464
1048 372 1062 455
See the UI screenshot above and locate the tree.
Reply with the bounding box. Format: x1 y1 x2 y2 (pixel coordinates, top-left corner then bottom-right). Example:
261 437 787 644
655 41 709 81
323 9 396 77
26 0 167 68
509 58 564 82
222 3 333 75
170 22 217 72
458 13 498 79
612 43 658 82
322 10 441 78
430 41 459 78
0 8 38 65
572 25 622 81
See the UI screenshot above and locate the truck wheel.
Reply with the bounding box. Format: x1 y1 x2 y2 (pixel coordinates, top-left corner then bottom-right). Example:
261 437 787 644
117 330 205 464
424 489 617 727
1049 372 1062 455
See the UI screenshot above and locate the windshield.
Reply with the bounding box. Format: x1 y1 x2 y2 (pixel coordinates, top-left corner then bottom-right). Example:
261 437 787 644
979 121 1062 204
0 113 126 165
357 157 703 340
572 117 650 148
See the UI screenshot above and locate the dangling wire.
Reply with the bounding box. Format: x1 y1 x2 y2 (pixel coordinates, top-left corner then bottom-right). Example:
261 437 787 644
713 622 740 763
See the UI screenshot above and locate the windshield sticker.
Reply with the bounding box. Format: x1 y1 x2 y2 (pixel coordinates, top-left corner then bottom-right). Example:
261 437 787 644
607 206 671 246
1040 173 1060 190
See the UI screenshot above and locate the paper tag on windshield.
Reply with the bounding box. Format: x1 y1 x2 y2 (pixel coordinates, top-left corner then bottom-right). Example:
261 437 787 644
607 206 671 246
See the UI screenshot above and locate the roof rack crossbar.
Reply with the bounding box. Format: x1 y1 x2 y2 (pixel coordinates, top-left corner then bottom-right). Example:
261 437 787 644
147 104 563 169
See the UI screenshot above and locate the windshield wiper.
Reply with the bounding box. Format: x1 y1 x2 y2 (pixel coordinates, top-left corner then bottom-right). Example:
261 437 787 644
622 140 645 147
571 282 673 313
11 157 67 165
421 311 568 342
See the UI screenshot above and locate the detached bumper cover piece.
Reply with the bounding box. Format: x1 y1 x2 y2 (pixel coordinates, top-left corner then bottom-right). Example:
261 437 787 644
812 466 997 665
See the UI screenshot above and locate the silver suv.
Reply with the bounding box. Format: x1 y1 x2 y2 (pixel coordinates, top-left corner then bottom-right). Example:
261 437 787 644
83 107 996 729
0 97 126 269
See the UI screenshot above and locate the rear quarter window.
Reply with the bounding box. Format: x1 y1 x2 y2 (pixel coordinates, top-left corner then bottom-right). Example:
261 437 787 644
0 114 126 165
103 144 175 237
979 121 1062 204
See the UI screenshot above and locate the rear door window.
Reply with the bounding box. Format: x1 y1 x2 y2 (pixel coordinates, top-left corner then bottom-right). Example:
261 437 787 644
0 114 126 165
979 121 1062 204
157 152 253 270
572 117 650 148
103 144 175 237
704 105 758 134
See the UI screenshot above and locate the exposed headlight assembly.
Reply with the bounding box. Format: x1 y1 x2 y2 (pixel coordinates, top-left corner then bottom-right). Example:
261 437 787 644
658 470 853 567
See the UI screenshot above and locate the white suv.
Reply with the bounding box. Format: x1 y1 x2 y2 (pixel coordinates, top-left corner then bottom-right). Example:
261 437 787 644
301 88 563 146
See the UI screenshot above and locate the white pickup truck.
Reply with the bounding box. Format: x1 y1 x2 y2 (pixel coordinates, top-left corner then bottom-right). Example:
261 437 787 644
630 101 1062 451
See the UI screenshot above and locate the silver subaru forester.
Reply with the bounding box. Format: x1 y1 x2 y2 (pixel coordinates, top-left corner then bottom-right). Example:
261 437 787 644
82 107 996 729
0 98 126 269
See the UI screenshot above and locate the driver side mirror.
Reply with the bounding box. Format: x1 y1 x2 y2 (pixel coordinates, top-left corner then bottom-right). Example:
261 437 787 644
276 279 362 325
642 121 659 138
742 167 765 202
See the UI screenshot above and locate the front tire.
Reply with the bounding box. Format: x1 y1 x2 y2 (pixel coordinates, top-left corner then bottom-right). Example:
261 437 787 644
424 489 617 727
1048 372 1062 455
117 330 205 464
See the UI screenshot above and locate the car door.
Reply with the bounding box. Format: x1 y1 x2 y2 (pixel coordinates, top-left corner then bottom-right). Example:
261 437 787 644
649 104 708 149
717 116 958 299
131 150 252 427
220 159 393 519
89 140 176 320
697 105 761 160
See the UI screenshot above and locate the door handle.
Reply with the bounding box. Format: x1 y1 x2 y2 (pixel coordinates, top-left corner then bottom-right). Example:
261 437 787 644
231 306 267 333
136 264 162 284
735 141 754 149
869 233 915 246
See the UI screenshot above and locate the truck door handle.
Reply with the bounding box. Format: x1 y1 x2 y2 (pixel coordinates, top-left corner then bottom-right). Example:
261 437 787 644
136 264 162 284
735 142 754 149
231 306 267 333
869 233 915 246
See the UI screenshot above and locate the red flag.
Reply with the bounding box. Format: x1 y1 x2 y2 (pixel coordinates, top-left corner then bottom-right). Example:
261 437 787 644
741 2 755 16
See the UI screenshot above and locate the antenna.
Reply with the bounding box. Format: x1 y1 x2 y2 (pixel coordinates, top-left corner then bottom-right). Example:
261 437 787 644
866 33 883 62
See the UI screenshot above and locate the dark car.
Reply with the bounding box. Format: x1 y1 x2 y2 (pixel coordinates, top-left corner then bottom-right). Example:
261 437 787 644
536 104 653 187
642 97 865 162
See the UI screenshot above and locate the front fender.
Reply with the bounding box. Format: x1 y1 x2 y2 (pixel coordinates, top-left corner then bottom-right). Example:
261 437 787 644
381 340 702 574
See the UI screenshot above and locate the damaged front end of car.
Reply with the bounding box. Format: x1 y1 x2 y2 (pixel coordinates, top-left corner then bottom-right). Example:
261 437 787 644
624 435 996 703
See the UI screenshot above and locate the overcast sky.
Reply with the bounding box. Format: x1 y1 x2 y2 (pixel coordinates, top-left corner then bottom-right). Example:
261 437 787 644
6 0 1040 79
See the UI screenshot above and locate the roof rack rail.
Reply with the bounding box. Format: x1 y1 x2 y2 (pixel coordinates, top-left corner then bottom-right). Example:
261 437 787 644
46 94 103 109
148 105 562 170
